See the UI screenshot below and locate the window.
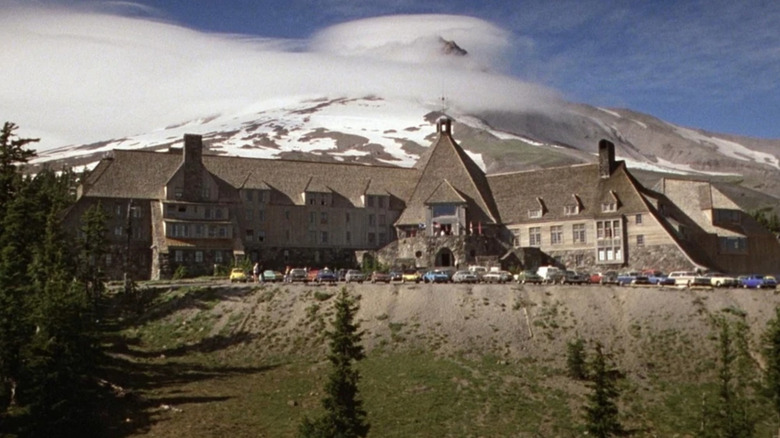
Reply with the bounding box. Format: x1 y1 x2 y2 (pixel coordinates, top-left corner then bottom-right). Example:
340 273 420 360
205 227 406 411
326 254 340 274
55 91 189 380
596 219 623 263
367 196 374 208
178 205 186 213
202 186 211 200
205 207 212 219
215 208 223 219
346 231 351 244
321 212 328 225
285 210 290 220
208 225 216 237
258 210 265 222
368 233 376 245
258 231 265 243
321 231 328 244
378 196 385 209
346 212 351 223
564 205 579 216
132 207 142 218
512 229 521 247
528 209 542 219
114 226 123 236
719 236 747 254
196 224 204 236
309 195 316 205
214 251 222 263
246 210 253 221
432 204 456 217
218 226 226 237
635 214 643 224
246 190 253 202
550 226 563 245
309 211 316 224
258 190 267 203
379 214 386 226
246 229 254 239
115 204 122 216
573 223 586 244
309 230 317 243
637 235 645 247
175 250 183 262
601 202 617 212
529 227 541 246
368 214 376 226
195 251 203 262
175 188 183 199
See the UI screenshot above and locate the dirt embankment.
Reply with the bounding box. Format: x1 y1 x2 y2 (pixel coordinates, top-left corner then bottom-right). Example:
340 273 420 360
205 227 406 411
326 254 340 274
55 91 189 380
182 282 780 374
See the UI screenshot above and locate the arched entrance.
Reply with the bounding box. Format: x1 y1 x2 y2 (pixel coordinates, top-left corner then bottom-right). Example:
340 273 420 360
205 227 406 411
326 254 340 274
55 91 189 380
435 248 454 267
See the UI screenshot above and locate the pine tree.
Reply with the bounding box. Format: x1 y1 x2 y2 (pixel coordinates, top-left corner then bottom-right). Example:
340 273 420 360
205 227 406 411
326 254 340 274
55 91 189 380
567 337 588 380
77 202 109 316
0 121 38 216
584 343 623 438
764 307 780 420
299 288 369 438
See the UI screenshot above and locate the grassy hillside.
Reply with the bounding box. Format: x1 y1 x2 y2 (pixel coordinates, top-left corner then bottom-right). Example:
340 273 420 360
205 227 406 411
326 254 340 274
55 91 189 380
105 282 780 437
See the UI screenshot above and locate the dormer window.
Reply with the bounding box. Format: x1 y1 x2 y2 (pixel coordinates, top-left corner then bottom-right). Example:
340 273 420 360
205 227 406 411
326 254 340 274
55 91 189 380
601 202 617 213
564 205 579 216
528 209 542 219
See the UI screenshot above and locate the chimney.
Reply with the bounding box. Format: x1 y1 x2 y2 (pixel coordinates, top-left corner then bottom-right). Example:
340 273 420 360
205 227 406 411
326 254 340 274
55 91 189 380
598 139 616 178
182 134 204 200
436 117 452 136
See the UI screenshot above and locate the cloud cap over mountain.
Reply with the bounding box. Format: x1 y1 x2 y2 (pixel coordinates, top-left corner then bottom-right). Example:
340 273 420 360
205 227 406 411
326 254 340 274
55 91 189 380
0 5 560 150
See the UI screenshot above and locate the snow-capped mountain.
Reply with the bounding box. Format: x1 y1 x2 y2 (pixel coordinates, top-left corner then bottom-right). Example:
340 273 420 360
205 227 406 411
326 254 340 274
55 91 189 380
29 94 780 210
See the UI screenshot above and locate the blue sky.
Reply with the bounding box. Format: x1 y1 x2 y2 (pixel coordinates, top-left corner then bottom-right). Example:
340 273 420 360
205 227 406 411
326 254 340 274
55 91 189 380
1 0 779 148
128 0 780 140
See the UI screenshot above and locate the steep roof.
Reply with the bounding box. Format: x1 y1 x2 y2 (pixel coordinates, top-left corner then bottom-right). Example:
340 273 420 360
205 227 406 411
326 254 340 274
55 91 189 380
426 180 467 204
80 149 419 207
396 119 499 226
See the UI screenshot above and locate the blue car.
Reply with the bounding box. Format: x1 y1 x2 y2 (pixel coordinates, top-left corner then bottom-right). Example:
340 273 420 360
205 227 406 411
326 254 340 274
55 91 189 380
739 274 777 289
315 269 337 283
422 270 451 283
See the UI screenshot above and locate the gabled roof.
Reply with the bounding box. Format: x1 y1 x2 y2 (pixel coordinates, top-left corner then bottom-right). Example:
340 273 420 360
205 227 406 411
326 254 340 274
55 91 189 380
426 180 467 204
396 119 499 225
303 176 331 193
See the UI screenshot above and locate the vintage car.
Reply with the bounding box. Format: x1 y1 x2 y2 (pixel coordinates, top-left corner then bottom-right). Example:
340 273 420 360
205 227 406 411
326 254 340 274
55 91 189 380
515 270 543 284
370 271 391 283
561 270 589 285
287 268 308 283
703 272 738 288
401 269 422 283
315 269 338 283
422 270 451 283
590 271 619 285
452 270 479 284
229 268 248 283
482 270 512 284
739 274 777 289
262 270 284 282
345 269 366 283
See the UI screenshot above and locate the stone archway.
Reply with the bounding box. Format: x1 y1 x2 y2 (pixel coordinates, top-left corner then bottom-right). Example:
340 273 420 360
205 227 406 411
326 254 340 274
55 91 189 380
435 247 454 267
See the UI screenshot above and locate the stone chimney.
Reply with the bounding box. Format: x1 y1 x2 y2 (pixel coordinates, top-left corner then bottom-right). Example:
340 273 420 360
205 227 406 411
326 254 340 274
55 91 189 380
598 139 616 179
436 117 452 136
182 134 204 200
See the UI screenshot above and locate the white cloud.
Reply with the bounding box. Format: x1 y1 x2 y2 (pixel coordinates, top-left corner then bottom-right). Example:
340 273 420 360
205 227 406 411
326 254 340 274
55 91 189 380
0 5 561 150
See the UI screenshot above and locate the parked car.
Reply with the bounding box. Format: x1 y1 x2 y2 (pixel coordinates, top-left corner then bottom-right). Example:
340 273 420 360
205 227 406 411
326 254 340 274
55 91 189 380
591 271 619 285
229 268 248 283
515 270 543 284
482 270 512 284
388 270 403 282
560 270 589 285
617 272 640 286
668 271 698 287
452 270 479 284
287 268 308 283
740 274 776 289
262 270 284 282
422 270 451 283
689 277 714 290
537 266 564 284
767 276 779 289
703 272 738 288
642 270 674 287
336 268 349 282
401 269 421 283
370 271 391 283
345 269 366 283
630 275 652 287
468 265 489 281
315 269 338 284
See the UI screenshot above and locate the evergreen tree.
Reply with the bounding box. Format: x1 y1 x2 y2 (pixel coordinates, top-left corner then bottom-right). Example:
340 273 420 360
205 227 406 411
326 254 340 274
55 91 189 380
77 202 109 316
0 121 38 216
764 307 780 420
700 318 755 438
567 337 588 380
584 343 623 438
299 288 369 438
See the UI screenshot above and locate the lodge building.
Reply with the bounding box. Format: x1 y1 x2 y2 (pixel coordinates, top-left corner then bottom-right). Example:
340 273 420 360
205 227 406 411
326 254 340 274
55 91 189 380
63 117 780 280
